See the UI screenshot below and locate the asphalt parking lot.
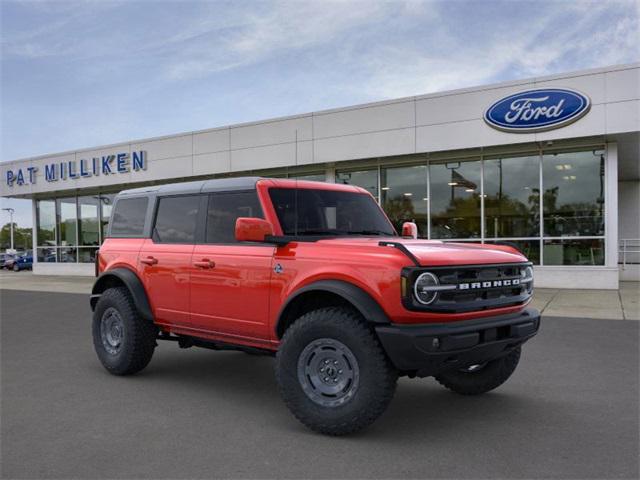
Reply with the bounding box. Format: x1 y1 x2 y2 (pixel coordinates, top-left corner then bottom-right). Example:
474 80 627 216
1 289 639 479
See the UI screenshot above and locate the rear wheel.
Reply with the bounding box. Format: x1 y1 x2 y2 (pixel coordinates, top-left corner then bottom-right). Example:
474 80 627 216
434 348 521 395
92 287 157 375
275 307 398 436
12 263 19 272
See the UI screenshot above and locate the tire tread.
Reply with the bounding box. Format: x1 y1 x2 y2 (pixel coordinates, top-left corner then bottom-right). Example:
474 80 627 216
92 287 157 375
276 306 397 436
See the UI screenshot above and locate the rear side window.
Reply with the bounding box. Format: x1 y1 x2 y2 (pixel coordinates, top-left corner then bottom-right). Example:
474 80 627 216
153 195 200 244
110 197 148 237
206 191 263 243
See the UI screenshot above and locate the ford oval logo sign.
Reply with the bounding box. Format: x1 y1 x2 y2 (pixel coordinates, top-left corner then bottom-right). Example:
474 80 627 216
484 88 591 133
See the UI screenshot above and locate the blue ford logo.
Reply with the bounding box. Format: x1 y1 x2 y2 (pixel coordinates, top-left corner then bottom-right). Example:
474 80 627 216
484 88 591 133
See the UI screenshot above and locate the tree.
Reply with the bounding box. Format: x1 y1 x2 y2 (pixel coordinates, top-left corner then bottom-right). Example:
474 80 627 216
0 223 32 251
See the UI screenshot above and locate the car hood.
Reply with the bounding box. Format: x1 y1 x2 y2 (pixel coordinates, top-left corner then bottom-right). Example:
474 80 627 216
314 237 528 266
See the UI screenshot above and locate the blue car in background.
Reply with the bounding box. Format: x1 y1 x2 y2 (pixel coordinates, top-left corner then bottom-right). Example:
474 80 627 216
12 252 33 271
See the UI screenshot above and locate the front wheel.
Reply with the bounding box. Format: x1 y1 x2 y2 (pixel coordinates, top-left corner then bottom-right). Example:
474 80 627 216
92 287 158 375
434 347 521 395
275 307 398 436
12 263 19 272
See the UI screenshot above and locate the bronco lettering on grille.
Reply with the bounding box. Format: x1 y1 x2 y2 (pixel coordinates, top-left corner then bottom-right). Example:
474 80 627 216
458 278 521 290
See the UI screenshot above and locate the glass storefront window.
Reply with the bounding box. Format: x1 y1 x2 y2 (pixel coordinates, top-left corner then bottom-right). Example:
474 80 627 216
381 165 428 237
484 155 540 238
78 196 100 246
336 169 378 198
543 239 604 265
59 246 77 263
484 240 541 265
36 247 57 263
57 198 77 247
78 247 98 263
29 147 607 268
36 200 56 246
430 160 481 239
291 173 326 182
542 150 605 237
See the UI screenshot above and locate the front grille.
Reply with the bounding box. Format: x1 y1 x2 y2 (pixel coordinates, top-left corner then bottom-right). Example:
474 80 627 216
403 263 533 313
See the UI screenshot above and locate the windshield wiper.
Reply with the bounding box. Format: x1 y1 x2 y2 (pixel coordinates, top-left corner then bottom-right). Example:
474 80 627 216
293 229 393 237
295 229 347 236
346 230 393 236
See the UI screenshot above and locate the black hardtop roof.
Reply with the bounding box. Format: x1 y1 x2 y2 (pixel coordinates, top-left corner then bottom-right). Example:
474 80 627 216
117 177 263 197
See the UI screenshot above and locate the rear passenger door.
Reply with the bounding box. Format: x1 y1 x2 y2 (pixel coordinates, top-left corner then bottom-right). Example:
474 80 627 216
139 194 202 327
189 191 274 345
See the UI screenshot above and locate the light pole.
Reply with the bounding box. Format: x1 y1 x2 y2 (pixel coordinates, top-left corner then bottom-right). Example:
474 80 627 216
2 207 15 251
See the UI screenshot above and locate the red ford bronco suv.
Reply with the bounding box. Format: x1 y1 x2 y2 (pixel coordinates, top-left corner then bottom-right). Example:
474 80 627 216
91 177 540 435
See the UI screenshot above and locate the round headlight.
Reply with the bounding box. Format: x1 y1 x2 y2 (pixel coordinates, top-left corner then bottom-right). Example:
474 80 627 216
414 272 440 305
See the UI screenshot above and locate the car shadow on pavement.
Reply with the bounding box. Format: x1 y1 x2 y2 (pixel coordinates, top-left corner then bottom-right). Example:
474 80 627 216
98 345 545 439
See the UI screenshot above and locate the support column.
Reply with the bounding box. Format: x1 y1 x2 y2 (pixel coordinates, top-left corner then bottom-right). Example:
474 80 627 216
605 142 619 275
325 164 336 183
31 198 37 267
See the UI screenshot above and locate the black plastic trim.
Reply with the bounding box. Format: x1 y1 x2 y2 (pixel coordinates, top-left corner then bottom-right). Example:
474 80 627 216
401 262 533 313
90 268 154 321
375 307 540 377
378 241 420 266
276 279 390 337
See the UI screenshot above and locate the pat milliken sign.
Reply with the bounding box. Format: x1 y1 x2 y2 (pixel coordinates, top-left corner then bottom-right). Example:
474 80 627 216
5 151 147 187
484 88 591 133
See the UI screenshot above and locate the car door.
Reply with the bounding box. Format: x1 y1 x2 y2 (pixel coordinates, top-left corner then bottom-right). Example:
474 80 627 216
138 194 202 327
189 190 274 345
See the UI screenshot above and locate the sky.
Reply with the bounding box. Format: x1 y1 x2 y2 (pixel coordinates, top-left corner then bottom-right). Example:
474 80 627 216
1 0 639 228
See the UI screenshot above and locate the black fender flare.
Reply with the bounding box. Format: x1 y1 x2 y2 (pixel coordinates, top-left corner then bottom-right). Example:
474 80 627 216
276 280 390 338
90 268 154 321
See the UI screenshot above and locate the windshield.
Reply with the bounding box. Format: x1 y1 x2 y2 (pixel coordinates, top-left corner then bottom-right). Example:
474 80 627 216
269 188 397 237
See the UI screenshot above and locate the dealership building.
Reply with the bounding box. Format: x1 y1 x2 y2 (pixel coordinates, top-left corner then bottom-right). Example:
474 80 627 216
1 63 638 289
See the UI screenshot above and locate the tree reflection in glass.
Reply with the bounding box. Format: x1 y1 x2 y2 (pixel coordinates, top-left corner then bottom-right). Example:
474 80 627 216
542 150 605 237
381 165 428 237
484 155 540 238
430 160 481 239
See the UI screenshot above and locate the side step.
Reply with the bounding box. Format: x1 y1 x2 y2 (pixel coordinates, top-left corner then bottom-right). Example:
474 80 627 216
157 332 274 356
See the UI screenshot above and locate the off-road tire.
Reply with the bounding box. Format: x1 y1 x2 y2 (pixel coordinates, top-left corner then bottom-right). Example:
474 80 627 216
92 287 157 375
275 307 398 436
435 347 521 395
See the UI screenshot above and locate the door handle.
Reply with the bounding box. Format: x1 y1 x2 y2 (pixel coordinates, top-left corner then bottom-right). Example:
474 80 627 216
140 256 158 266
194 259 215 269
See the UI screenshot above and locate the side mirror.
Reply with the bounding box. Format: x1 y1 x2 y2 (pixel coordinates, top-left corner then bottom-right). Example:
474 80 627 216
235 217 274 243
401 221 418 239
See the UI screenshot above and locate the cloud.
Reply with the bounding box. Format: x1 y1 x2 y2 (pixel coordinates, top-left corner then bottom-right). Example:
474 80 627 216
1 0 638 163
1 0 126 58
351 0 640 100
163 1 401 80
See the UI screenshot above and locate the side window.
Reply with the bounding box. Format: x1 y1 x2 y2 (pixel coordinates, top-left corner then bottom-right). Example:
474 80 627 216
206 191 263 243
110 197 148 236
153 195 200 244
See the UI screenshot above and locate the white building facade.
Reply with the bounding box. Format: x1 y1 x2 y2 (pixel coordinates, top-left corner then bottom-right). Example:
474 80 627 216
1 63 639 288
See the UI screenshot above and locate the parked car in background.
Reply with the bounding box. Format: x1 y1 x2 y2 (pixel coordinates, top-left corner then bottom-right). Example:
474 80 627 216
1 253 12 268
2 253 17 270
12 251 33 271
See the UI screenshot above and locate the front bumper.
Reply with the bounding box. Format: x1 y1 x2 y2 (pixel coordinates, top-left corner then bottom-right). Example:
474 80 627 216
375 308 540 377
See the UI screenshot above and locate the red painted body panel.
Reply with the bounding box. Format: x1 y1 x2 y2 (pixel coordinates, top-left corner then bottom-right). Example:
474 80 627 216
139 239 194 326
98 178 532 351
189 243 274 345
98 238 145 275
